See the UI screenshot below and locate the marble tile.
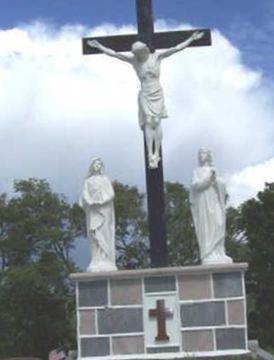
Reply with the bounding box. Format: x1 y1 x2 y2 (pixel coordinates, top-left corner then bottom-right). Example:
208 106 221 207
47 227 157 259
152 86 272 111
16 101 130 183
78 280 108 307
79 310 96 335
98 308 143 334
81 337 110 357
181 301 225 327
216 328 246 350
227 300 245 325
110 279 142 305
112 336 144 354
178 274 212 300
182 330 214 351
213 272 243 298
144 276 176 293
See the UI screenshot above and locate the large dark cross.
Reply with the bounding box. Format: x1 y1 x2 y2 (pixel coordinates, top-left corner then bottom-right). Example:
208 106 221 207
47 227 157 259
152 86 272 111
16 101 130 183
149 299 173 341
82 0 211 267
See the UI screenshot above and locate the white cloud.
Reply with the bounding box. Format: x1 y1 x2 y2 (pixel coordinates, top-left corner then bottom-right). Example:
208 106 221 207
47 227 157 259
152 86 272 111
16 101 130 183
226 157 274 206
0 21 273 206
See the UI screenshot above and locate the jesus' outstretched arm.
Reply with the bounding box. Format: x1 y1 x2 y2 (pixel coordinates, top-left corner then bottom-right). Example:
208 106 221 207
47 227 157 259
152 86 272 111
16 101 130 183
158 31 204 60
87 40 134 63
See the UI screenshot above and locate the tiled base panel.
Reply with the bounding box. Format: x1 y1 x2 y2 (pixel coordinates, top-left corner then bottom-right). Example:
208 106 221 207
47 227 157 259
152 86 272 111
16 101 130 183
71 263 249 359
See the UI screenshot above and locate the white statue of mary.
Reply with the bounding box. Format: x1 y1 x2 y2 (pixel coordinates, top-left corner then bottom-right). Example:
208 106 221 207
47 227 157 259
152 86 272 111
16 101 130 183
79 158 117 272
190 149 233 265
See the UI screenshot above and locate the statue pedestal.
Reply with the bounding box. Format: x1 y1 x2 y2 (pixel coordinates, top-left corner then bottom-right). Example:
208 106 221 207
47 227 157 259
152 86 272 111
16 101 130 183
70 263 249 359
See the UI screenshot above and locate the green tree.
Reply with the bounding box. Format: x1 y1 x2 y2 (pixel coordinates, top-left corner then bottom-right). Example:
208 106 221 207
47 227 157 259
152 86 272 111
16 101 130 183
114 182 149 269
165 182 198 266
0 194 10 270
225 207 250 263
0 178 79 359
239 182 274 348
113 181 201 268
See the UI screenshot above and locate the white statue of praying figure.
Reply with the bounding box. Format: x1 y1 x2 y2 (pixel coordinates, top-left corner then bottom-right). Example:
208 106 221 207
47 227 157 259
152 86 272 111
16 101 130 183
190 149 233 265
88 31 204 169
79 158 117 272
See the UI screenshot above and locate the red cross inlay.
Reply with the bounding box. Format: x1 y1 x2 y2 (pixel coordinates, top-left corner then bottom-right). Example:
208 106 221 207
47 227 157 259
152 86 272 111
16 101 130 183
149 299 173 341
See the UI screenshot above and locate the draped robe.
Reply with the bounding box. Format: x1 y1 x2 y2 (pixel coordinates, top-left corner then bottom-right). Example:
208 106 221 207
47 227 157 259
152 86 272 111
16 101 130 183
79 174 117 272
190 166 232 264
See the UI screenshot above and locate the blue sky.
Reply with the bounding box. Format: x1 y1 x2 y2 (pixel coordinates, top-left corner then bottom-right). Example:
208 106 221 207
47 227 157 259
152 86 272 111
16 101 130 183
0 0 273 77
0 0 266 29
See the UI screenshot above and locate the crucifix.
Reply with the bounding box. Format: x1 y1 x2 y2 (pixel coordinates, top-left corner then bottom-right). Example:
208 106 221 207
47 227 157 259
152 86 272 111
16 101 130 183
82 0 211 267
149 299 173 341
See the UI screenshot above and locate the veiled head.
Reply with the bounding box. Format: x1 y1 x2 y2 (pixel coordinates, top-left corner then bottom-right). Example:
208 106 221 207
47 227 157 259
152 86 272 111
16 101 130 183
198 148 213 166
131 41 150 61
89 158 104 176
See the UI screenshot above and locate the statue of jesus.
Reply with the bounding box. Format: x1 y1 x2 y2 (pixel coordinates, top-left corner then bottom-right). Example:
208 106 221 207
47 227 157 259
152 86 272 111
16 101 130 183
88 31 204 169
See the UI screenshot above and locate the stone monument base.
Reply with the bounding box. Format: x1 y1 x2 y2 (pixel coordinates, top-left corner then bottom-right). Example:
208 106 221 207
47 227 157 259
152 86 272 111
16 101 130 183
70 263 249 359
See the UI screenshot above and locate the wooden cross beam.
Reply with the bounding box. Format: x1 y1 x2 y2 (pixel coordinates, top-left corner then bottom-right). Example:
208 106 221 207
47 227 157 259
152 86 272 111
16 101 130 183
83 29 211 54
82 0 212 268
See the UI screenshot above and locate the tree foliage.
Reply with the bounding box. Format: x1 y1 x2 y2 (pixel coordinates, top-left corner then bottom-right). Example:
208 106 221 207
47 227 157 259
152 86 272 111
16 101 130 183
113 181 149 269
113 181 200 268
0 179 79 359
225 207 250 263
165 182 198 266
238 183 274 347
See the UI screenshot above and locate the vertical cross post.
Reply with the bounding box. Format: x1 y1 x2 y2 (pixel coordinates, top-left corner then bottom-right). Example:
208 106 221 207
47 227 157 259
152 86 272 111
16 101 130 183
136 0 154 50
135 0 168 268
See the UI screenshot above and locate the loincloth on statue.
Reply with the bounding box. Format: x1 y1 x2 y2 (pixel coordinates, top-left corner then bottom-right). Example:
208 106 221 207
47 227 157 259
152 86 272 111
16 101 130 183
138 85 168 128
